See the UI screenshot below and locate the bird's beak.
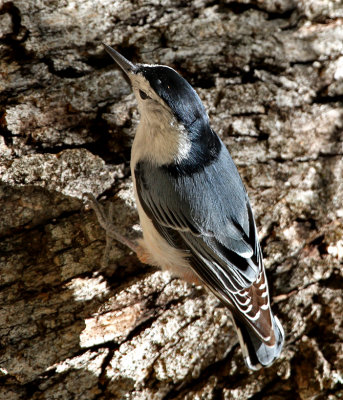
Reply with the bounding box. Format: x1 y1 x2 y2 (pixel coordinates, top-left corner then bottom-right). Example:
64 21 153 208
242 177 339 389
102 43 137 76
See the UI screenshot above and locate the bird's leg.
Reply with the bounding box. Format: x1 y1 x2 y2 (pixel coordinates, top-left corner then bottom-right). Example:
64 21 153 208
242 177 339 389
84 193 149 267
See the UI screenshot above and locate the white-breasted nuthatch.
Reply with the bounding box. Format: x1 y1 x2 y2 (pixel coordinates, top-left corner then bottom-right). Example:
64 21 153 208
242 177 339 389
93 43 284 370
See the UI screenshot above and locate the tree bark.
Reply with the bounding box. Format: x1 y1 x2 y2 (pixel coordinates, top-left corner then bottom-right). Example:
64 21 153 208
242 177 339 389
1 0 342 399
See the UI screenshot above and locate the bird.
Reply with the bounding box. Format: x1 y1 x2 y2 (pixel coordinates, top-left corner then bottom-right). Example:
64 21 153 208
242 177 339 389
90 43 284 370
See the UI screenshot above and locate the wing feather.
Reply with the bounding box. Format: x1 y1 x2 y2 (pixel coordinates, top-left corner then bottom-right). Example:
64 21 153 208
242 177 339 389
134 146 272 341
135 151 260 288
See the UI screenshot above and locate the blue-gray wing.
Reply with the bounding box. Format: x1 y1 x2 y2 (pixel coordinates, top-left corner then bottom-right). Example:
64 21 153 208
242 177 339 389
134 145 262 295
135 146 282 360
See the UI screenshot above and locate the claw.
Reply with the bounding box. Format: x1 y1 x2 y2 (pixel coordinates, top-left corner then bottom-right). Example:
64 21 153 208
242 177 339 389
84 192 139 254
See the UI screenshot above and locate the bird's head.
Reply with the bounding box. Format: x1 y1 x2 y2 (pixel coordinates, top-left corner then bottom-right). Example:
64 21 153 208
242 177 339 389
103 44 210 134
103 44 220 169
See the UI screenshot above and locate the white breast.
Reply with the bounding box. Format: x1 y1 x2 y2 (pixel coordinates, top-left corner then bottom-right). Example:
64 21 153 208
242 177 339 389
130 119 192 277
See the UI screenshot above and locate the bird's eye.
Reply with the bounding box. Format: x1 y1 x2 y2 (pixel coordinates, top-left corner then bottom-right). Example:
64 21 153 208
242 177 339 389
139 89 149 100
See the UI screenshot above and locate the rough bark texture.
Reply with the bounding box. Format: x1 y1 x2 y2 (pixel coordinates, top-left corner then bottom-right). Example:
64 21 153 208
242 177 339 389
1 0 343 399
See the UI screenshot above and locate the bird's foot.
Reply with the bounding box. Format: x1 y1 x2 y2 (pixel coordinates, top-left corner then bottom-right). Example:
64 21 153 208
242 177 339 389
84 193 150 267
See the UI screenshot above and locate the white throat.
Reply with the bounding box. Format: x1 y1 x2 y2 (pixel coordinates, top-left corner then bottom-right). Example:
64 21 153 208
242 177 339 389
131 107 191 167
128 72 191 168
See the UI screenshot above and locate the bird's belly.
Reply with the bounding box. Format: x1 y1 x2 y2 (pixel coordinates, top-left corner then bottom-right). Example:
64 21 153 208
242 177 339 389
131 161 197 282
136 202 190 271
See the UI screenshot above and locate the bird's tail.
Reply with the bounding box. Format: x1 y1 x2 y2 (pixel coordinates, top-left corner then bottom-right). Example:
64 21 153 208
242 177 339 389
232 312 284 370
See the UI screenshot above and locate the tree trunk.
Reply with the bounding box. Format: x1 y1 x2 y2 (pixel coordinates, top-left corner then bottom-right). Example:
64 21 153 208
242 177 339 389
1 1 342 399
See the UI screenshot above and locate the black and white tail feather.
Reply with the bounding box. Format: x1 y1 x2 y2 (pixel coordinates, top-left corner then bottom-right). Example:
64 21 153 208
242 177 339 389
233 312 284 369
229 269 285 369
